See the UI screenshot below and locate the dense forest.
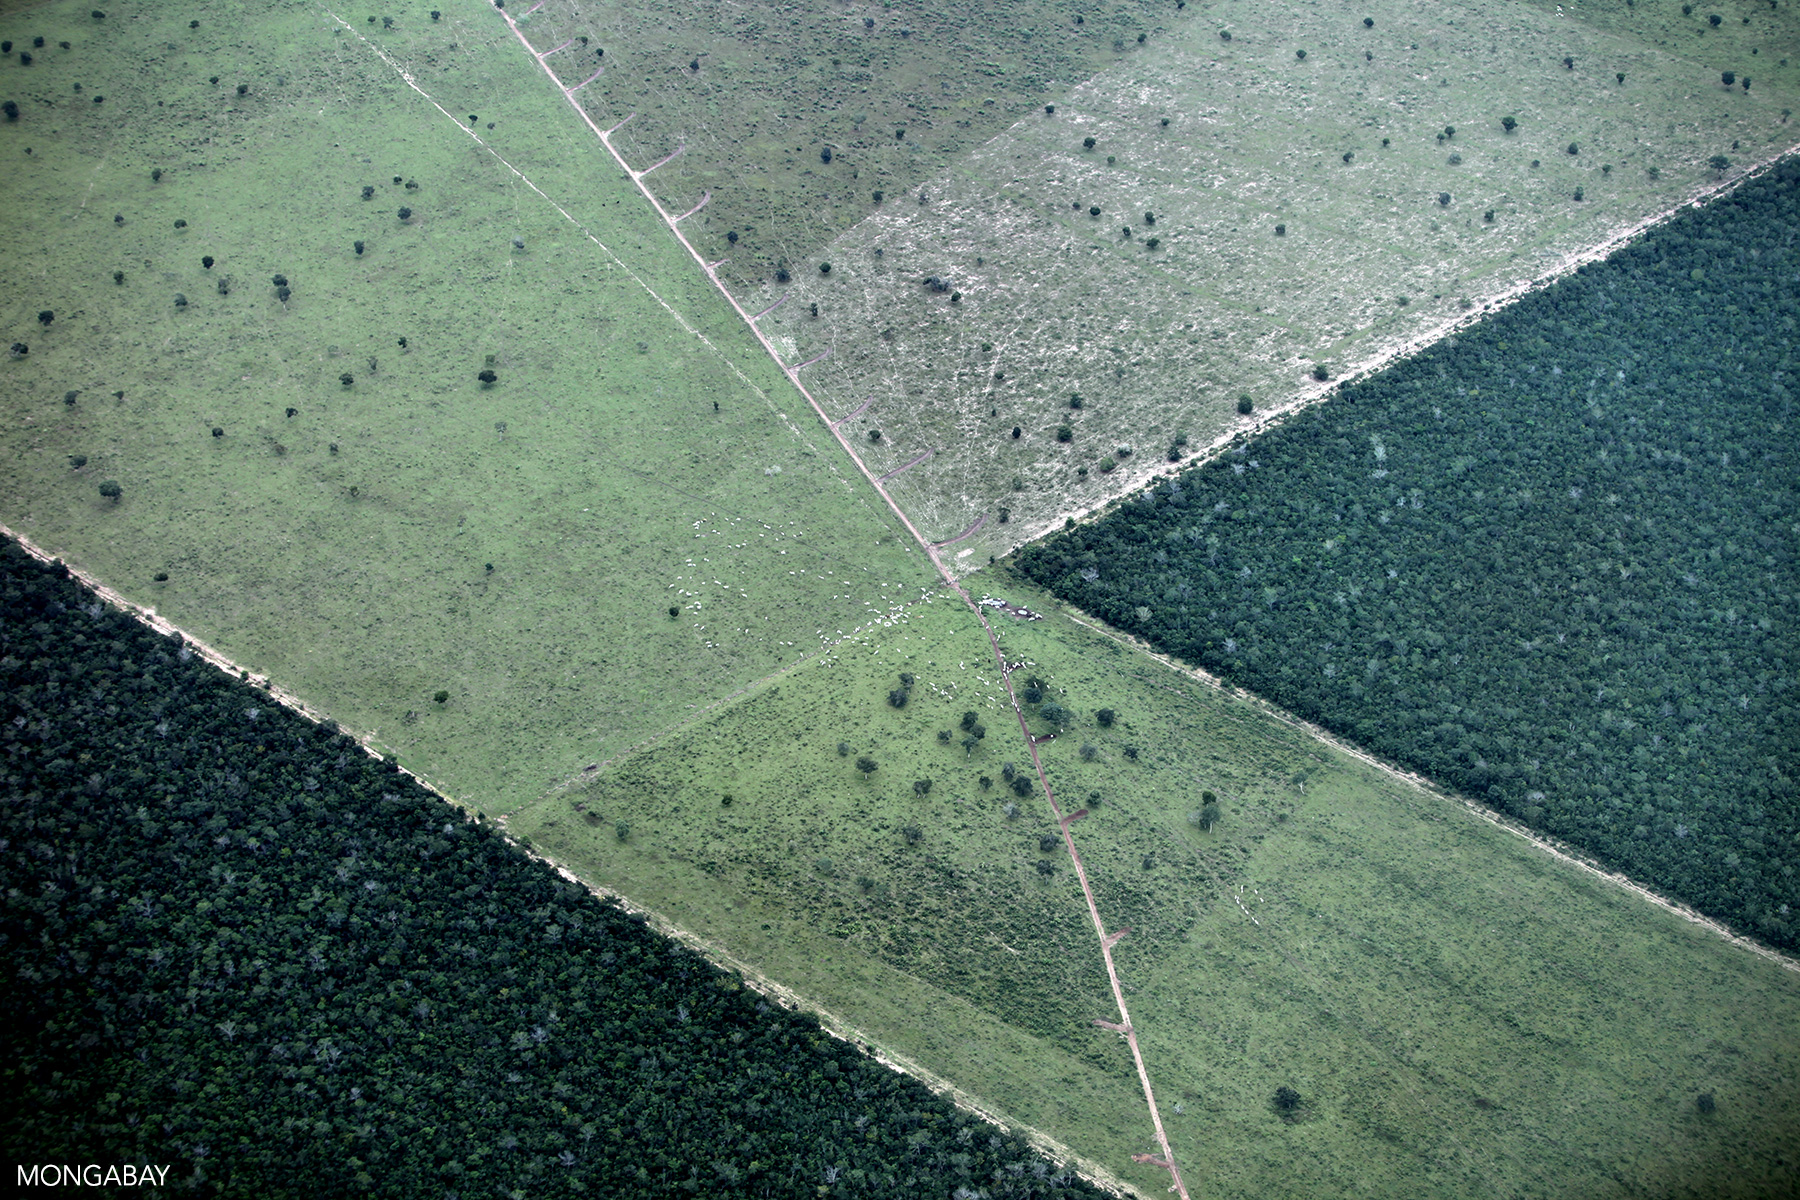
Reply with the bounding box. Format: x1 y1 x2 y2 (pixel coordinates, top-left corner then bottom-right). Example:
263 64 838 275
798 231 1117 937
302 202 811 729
0 540 1106 1198
1020 160 1798 950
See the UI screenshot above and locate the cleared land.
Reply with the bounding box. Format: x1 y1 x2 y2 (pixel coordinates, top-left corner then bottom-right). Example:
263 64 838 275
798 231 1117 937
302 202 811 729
747 0 1800 563
0 0 930 812
509 576 1800 1199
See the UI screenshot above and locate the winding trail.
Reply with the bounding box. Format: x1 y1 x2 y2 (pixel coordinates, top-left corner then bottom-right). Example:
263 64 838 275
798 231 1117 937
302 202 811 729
499 8 1191 1195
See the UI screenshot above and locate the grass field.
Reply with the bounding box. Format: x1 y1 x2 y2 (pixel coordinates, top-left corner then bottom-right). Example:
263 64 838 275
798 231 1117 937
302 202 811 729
0 0 932 812
508 576 1800 1198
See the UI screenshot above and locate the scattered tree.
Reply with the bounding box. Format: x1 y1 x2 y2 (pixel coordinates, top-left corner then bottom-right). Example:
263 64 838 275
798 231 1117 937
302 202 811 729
901 825 923 845
855 756 878 775
433 690 449 704
97 480 122 502
1502 115 1518 132
913 779 932 797
1095 708 1116 727
1273 1087 1302 1118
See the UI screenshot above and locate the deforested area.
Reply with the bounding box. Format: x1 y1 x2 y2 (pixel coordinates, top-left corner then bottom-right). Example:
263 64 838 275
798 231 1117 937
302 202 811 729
0 539 1107 1199
1017 158 1798 951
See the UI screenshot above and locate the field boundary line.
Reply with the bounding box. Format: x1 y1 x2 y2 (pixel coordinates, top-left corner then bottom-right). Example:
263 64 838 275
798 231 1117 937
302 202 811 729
988 145 1800 565
316 7 815 443
501 7 1192 1193
523 856 1141 1199
1052 602 1800 976
534 585 957 800
0 526 1134 1197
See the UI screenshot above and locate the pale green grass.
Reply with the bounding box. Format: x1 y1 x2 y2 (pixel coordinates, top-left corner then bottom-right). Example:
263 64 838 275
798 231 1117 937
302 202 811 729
0 0 929 812
511 576 1800 1198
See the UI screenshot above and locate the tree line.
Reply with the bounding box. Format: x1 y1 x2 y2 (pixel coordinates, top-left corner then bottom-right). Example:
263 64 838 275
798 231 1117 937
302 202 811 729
1019 159 1799 950
0 539 1107 1198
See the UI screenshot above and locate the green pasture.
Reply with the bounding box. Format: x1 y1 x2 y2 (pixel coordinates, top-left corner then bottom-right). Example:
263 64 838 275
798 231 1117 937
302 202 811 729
0 0 931 812
510 577 1800 1198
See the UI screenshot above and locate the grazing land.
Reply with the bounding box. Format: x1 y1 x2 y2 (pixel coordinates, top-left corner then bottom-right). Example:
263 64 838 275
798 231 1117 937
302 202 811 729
0 0 929 813
1018 159 1799 952
509 575 1800 1199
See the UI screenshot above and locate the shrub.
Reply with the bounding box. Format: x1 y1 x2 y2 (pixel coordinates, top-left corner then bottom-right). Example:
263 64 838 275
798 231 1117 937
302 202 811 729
1237 395 1254 415
913 779 932 796
1056 424 1073 442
